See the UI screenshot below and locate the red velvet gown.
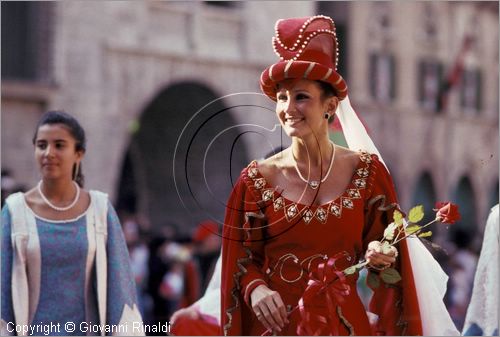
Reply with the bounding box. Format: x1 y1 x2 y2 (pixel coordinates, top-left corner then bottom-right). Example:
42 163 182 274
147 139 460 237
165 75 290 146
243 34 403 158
221 152 423 336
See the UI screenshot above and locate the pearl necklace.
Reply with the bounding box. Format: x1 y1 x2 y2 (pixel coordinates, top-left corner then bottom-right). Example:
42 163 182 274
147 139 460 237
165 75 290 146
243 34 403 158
37 180 80 212
293 142 336 189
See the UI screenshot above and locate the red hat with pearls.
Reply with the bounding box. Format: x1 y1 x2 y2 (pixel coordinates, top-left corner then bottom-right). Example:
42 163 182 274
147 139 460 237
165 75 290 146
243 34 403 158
260 15 348 101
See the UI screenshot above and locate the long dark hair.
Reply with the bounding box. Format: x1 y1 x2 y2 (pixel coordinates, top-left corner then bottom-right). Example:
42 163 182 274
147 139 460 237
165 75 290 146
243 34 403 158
32 110 86 187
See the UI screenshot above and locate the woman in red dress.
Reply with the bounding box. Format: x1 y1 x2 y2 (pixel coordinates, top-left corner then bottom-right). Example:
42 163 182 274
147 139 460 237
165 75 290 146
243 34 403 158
220 16 423 336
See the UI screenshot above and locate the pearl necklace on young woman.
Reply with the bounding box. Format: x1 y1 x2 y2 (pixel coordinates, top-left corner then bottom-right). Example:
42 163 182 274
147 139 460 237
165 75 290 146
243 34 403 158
293 141 336 189
37 180 80 211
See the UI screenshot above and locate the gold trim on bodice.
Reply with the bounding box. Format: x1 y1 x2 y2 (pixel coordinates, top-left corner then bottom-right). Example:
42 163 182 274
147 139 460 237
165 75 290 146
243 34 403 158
246 151 372 225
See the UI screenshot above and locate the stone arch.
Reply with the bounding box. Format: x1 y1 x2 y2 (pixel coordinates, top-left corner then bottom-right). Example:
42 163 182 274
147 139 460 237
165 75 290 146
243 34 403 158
449 176 478 248
116 81 250 235
411 171 437 230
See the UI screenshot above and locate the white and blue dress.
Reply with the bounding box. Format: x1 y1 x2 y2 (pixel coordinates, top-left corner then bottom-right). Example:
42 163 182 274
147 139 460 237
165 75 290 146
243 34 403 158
1 191 143 336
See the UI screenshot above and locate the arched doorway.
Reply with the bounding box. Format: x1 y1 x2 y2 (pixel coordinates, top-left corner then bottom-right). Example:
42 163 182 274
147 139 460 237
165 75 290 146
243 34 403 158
450 176 478 246
116 150 138 214
446 176 479 330
411 172 437 230
116 82 250 235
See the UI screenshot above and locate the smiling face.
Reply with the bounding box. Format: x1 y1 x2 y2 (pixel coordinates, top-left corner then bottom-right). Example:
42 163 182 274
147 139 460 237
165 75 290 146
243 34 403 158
34 124 84 181
275 79 338 139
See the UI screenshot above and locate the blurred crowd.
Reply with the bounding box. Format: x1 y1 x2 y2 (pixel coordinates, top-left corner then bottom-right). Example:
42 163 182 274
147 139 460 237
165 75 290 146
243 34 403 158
119 213 221 336
0 173 483 334
438 229 479 331
1 170 26 206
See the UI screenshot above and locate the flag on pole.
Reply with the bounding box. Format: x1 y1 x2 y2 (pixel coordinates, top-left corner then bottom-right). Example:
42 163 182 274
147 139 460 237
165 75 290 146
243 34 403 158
437 33 474 112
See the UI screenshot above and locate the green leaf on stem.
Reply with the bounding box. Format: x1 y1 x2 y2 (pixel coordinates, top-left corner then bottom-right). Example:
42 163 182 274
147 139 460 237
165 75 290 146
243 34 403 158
408 205 424 223
393 210 404 226
367 272 380 289
380 268 402 284
344 266 357 275
405 225 421 235
418 231 432 238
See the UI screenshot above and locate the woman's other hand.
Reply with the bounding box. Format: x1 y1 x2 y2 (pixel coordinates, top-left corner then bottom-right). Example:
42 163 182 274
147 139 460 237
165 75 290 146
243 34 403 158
250 284 289 332
365 240 398 270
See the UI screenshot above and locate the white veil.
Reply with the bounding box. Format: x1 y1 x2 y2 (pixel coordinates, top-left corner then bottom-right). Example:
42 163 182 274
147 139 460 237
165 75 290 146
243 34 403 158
337 96 459 336
336 96 387 168
196 254 222 322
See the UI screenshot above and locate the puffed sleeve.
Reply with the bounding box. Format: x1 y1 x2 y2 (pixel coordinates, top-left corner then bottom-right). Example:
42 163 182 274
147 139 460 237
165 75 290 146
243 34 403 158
220 169 269 336
1 206 15 335
362 154 422 336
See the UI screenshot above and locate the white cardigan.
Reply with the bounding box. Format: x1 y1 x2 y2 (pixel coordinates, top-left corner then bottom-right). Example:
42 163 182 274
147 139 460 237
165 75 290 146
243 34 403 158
1 191 143 336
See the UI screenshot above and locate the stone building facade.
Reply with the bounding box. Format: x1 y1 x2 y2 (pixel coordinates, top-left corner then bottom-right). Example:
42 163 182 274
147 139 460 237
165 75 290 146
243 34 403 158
2 1 314 229
341 2 499 245
2 1 498 242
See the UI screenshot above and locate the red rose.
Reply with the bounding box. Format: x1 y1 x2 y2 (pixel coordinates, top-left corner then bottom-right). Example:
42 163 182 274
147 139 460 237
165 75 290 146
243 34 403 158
434 202 461 224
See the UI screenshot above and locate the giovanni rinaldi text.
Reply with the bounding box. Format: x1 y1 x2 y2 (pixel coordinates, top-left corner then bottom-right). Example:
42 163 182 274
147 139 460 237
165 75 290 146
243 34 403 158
6 321 171 335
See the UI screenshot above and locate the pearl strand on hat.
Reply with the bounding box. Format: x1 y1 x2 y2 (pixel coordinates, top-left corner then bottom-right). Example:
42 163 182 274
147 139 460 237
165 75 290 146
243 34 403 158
273 30 338 64
274 15 334 39
37 180 80 212
272 15 340 68
275 29 337 53
274 15 336 51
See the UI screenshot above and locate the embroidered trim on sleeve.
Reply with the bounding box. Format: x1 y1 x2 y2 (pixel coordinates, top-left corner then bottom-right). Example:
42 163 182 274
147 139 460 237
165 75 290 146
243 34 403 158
244 278 267 303
224 246 252 336
337 305 355 335
367 194 399 212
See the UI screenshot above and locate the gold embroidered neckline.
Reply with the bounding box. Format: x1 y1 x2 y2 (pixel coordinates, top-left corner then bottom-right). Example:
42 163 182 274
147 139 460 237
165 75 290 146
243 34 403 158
246 151 372 223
